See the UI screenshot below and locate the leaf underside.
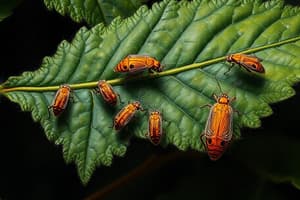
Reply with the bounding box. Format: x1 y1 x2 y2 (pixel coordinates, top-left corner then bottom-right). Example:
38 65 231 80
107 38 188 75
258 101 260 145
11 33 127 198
43 0 149 26
2 0 300 184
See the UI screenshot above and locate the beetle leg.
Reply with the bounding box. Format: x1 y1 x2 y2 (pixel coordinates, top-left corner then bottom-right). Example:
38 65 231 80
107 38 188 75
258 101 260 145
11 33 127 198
227 135 235 148
233 109 242 116
109 120 115 129
200 133 207 151
69 93 75 103
199 104 212 109
232 134 236 141
47 105 52 119
213 93 219 101
149 68 159 75
140 107 147 112
92 88 99 94
117 93 124 104
139 105 147 112
224 63 235 75
229 96 236 103
162 118 170 123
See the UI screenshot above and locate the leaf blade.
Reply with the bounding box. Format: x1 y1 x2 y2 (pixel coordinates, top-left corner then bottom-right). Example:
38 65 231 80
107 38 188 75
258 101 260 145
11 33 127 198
43 0 150 26
2 0 300 183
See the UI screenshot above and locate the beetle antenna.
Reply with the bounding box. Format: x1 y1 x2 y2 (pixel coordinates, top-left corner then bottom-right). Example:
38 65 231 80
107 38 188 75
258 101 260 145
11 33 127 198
214 75 224 94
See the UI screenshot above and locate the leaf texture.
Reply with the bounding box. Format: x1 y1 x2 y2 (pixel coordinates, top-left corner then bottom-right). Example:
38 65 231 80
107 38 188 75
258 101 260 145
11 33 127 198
43 0 149 26
2 0 300 184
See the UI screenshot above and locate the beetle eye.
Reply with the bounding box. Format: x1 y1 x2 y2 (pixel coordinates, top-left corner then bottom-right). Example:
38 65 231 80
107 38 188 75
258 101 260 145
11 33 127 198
129 64 134 69
207 138 212 144
220 141 225 146
123 65 128 69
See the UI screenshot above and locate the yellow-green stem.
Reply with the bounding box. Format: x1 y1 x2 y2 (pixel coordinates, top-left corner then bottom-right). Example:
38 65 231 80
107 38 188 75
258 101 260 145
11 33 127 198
1 36 300 93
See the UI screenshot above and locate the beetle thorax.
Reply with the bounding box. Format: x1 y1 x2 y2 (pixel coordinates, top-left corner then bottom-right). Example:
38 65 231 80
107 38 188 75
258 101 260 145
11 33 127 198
153 60 162 71
132 101 141 109
218 94 230 104
226 55 233 62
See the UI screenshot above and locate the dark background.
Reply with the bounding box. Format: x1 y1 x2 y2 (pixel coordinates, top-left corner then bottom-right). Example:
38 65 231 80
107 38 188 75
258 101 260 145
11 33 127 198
1 0 300 199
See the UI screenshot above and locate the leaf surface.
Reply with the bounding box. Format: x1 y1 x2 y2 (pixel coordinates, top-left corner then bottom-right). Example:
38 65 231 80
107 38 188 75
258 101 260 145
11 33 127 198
2 0 300 184
43 0 150 26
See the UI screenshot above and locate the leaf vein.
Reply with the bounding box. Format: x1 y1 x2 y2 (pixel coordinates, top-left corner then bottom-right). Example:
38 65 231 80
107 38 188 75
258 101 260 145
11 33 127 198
47 44 69 85
66 34 89 83
100 4 167 78
160 1 201 66
157 78 198 126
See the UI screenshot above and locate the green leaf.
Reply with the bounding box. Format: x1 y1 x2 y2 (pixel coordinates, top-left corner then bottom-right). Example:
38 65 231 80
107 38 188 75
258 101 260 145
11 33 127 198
1 0 300 184
0 0 22 22
43 0 150 26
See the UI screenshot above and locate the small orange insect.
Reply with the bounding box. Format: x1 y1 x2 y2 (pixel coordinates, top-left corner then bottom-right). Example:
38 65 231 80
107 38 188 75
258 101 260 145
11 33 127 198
96 80 119 106
114 54 163 73
146 111 163 145
113 101 144 131
226 53 265 74
48 84 71 116
200 81 236 161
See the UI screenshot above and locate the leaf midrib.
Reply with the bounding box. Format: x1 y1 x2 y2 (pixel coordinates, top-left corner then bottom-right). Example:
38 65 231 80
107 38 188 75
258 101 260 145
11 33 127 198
1 36 300 94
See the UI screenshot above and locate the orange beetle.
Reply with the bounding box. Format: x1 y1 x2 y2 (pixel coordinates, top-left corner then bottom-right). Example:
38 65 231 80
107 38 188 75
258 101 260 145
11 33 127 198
113 101 143 131
48 84 71 116
200 89 235 161
96 80 119 106
114 54 163 73
146 111 163 145
226 53 265 74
